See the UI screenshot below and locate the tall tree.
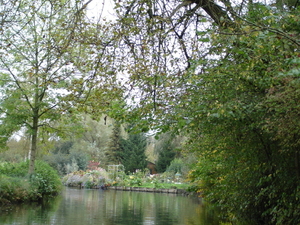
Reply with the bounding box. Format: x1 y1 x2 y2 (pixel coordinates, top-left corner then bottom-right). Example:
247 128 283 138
155 132 181 173
110 0 299 130
0 0 115 174
119 131 147 173
107 0 300 223
156 142 175 173
106 122 122 165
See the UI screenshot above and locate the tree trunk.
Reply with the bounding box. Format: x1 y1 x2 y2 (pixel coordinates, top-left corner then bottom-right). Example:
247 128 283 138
28 112 39 174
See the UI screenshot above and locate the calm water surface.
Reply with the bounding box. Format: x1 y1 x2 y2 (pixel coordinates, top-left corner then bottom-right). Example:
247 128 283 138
0 188 221 225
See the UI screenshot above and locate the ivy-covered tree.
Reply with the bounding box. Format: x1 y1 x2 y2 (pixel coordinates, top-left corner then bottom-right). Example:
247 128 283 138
119 131 147 173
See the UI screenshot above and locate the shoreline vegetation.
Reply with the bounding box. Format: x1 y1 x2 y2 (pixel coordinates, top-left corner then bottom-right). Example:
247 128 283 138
0 161 193 205
0 161 62 205
62 168 193 195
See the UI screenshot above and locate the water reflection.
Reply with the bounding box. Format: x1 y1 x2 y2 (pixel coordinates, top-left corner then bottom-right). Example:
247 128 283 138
0 188 221 225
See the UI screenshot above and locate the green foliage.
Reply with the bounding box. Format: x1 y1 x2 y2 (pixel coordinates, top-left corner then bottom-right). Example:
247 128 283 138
166 158 184 174
108 170 189 189
0 161 28 177
70 151 88 171
184 7 300 224
264 58 300 149
0 0 118 174
0 175 34 204
119 130 147 173
0 160 61 204
75 114 115 163
128 176 143 186
101 0 300 224
43 149 88 176
106 123 122 165
29 161 62 196
43 152 70 176
53 141 74 154
155 136 176 173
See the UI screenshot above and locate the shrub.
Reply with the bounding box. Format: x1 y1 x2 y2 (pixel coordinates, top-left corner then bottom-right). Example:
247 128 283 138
0 160 61 204
166 158 183 174
0 161 28 177
128 176 142 186
0 175 41 204
30 160 62 196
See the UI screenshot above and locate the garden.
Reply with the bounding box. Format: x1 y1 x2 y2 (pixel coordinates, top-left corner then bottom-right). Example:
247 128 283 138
62 163 190 191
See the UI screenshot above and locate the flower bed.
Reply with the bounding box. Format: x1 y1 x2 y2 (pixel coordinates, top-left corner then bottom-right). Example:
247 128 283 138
62 168 109 189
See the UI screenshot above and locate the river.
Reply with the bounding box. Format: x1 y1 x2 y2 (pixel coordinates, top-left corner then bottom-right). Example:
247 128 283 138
0 187 222 225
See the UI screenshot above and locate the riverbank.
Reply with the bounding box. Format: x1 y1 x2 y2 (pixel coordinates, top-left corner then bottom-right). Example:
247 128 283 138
107 186 192 195
0 161 62 205
62 169 192 193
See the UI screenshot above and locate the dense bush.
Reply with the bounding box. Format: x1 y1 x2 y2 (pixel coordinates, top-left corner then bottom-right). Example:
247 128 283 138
0 175 35 204
166 158 189 176
0 160 61 204
0 161 28 177
30 160 62 196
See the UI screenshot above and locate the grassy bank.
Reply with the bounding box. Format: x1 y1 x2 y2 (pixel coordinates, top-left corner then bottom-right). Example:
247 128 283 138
0 160 62 205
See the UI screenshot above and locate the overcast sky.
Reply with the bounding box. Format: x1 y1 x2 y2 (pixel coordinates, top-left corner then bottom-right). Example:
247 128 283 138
87 0 116 22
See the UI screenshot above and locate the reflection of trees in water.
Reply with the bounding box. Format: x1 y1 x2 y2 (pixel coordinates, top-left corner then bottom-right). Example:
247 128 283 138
152 193 179 225
0 188 222 225
105 190 144 224
0 195 62 225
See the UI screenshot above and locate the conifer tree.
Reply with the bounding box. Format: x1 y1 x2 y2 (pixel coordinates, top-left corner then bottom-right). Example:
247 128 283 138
156 139 176 173
105 123 122 165
119 132 147 173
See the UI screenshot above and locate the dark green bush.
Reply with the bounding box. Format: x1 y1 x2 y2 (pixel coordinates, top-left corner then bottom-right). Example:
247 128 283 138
0 175 38 204
0 161 28 177
30 160 62 196
0 160 61 204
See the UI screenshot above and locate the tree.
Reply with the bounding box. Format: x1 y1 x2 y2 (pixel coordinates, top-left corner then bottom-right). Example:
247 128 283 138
181 7 300 225
0 137 30 163
0 0 116 174
107 0 300 223
156 142 175 173
110 0 299 129
43 140 89 175
0 0 123 174
64 114 115 163
106 122 122 165
155 132 178 173
119 131 147 173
